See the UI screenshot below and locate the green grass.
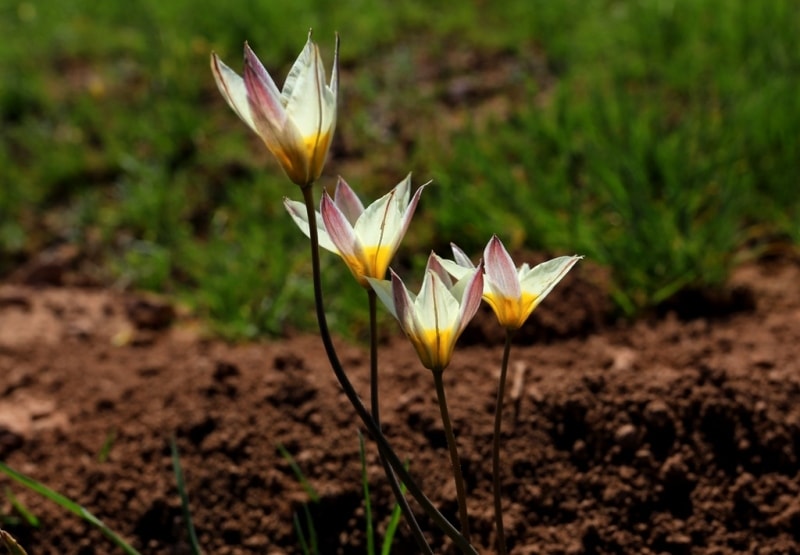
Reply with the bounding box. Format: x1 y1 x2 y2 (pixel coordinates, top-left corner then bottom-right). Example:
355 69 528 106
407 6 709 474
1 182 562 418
1 0 798 336
278 435 407 554
0 439 202 555
0 462 141 555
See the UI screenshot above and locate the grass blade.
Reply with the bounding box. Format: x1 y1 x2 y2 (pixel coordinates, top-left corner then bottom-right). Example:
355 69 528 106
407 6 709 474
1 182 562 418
4 488 38 528
276 444 320 503
302 503 318 555
0 529 29 555
292 511 311 555
170 436 202 555
277 443 320 553
97 430 117 463
0 462 141 555
381 461 409 555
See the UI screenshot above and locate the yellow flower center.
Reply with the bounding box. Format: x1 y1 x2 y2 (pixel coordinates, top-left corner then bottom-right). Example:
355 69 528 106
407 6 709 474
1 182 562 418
269 130 332 186
484 291 539 330
408 328 455 371
342 245 394 287
307 130 332 181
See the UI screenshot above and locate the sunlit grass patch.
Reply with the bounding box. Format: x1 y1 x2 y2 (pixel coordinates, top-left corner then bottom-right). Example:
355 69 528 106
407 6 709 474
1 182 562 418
1 0 798 335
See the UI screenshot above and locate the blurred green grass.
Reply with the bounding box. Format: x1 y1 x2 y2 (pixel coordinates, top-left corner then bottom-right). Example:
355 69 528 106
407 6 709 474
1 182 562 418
1 0 798 337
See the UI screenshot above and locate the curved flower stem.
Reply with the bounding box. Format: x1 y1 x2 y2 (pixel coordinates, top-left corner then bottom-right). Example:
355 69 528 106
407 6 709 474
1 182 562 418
368 290 381 427
368 290 432 554
432 369 471 543
300 186 476 555
492 329 514 555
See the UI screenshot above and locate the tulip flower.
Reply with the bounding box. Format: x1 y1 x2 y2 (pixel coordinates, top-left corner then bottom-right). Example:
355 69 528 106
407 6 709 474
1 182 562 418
285 174 426 286
211 31 339 187
367 254 484 372
440 236 581 330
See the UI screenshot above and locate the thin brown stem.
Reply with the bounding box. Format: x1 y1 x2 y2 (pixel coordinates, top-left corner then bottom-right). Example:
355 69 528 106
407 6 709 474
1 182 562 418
492 329 514 555
368 290 381 427
367 289 431 554
432 369 471 543
300 186 476 554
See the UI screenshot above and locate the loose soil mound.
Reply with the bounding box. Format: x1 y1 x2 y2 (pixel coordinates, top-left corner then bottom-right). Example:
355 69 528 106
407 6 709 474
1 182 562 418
1 259 799 554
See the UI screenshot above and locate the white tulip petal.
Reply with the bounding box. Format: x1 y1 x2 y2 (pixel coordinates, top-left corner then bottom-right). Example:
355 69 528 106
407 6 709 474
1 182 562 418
353 187 397 249
366 277 397 319
450 243 476 269
210 53 257 133
519 255 582 301
282 36 316 106
421 271 461 334
284 198 338 253
393 181 426 251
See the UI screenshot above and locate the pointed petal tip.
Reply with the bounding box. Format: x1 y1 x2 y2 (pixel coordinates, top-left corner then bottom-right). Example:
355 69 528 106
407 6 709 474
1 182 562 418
283 197 303 214
331 33 340 88
243 42 257 63
243 41 255 58
209 51 222 72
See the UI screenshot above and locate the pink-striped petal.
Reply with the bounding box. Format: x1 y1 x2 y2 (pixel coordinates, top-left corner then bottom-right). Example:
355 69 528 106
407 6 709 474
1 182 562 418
390 268 418 336
456 262 484 336
243 47 309 183
332 176 364 225
484 235 522 300
320 192 359 260
242 43 286 126
425 251 453 288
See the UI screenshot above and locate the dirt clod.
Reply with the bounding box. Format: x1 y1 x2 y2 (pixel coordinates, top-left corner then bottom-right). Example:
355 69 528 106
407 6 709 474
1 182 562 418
1 259 800 553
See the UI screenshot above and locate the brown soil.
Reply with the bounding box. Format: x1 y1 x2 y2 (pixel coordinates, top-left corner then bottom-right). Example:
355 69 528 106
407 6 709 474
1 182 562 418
1 257 800 555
